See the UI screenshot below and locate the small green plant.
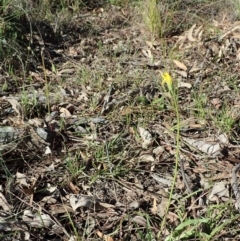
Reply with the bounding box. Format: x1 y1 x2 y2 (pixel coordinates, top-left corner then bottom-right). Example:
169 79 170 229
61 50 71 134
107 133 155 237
143 0 162 37
142 0 183 38
191 91 208 119
65 155 84 180
65 154 84 180
20 90 37 117
165 218 210 241
214 102 235 134
165 202 240 241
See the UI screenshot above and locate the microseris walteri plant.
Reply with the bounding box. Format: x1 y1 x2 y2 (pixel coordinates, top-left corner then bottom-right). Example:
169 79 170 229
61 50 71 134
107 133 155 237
160 72 181 234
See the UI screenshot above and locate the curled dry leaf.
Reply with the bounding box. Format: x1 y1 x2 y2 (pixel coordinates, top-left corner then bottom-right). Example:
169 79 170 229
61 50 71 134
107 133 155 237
44 146 52 154
166 211 179 224
128 200 140 209
151 174 172 186
208 182 229 201
4 97 22 117
50 204 74 214
69 194 103 211
157 197 169 218
60 107 72 118
182 137 222 157
187 24 197 42
131 215 147 227
96 231 114 241
195 25 203 38
58 68 75 75
178 82 192 89
139 154 154 163
173 59 187 71
153 146 164 156
99 202 115 209
175 70 187 78
218 133 229 144
22 210 54 228
15 172 29 187
189 67 202 73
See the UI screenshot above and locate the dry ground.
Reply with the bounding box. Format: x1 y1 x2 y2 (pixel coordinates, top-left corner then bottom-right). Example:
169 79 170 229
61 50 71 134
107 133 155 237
1 0 240 240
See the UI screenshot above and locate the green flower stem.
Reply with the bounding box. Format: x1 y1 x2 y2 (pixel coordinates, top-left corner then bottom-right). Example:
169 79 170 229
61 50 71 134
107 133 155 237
160 85 181 235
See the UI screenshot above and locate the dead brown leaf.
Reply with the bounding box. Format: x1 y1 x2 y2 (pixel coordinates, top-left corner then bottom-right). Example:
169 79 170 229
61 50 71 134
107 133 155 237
187 24 197 42
173 59 187 71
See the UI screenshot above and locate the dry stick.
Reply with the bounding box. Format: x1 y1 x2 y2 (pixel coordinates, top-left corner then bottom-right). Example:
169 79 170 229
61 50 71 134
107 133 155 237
180 158 192 194
180 158 197 218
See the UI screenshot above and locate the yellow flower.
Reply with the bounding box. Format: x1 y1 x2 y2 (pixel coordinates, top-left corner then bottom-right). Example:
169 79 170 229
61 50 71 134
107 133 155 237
161 72 173 91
